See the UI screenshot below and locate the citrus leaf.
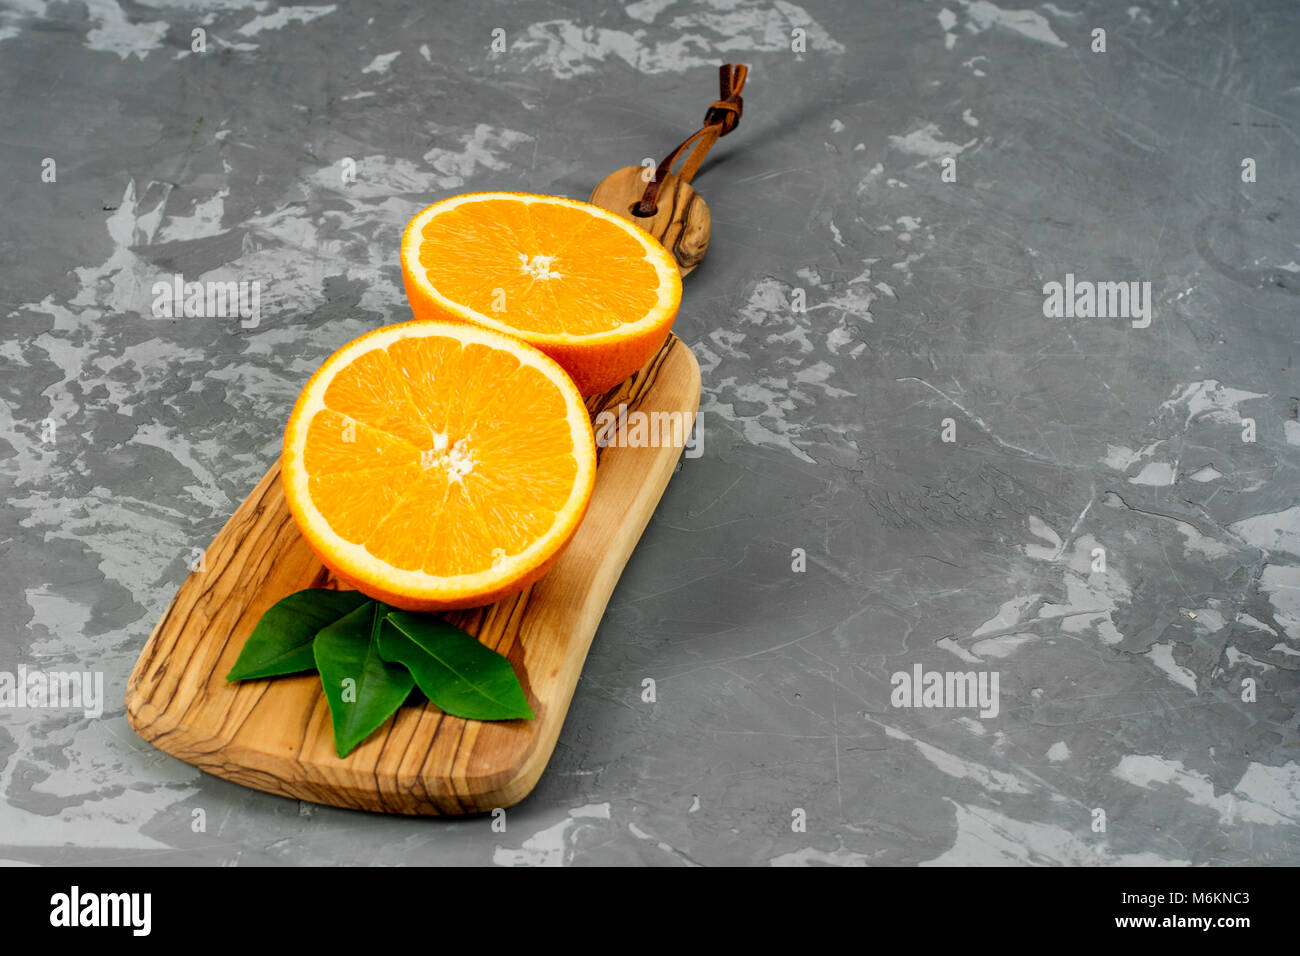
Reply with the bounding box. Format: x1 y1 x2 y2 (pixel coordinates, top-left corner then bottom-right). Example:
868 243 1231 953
226 588 371 681
314 602 415 758
380 612 534 721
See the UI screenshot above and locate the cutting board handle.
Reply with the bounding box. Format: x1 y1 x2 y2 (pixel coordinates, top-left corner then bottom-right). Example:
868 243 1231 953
589 63 749 276
634 63 749 217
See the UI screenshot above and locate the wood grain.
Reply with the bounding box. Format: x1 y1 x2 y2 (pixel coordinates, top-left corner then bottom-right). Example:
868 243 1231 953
125 334 701 815
589 167 710 275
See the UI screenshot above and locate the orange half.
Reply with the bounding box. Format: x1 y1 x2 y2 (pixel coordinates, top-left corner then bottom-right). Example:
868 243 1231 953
400 191 683 396
281 320 597 611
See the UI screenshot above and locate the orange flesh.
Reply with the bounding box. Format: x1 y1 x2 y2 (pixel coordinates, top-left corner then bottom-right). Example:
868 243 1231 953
301 336 579 578
417 199 661 335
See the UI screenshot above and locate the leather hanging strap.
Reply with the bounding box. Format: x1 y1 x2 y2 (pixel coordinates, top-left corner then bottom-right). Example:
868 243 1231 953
635 63 748 217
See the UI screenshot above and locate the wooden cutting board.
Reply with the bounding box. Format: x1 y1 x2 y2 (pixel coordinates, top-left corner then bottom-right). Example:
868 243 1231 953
125 334 700 815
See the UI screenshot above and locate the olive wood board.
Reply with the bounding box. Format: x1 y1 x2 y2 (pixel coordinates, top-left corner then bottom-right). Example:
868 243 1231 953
125 333 701 815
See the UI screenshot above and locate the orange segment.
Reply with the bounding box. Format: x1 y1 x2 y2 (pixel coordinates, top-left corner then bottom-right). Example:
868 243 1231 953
309 467 420 542
281 320 597 611
322 348 433 448
302 410 420 475
400 191 682 395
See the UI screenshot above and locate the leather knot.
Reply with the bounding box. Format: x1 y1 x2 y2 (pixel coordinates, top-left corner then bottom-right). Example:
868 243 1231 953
704 95 742 134
634 63 749 218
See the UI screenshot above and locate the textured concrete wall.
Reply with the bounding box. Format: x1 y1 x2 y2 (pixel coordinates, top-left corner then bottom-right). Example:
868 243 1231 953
0 0 1297 864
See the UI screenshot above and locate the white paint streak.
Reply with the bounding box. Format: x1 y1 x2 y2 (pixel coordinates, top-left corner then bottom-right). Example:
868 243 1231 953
1236 612 1278 637
1128 461 1175 486
1161 380 1265 427
1224 646 1272 671
1229 506 1300 559
1144 644 1197 694
1258 565 1300 640
972 632 1040 658
83 0 168 59
888 122 977 159
958 0 1067 47
237 4 336 36
361 50 400 74
624 0 675 23
938 637 983 663
1113 755 1300 826
921 801 1183 865
972 593 1041 637
1030 524 1131 646
879 722 1031 794
512 2 843 78
771 844 871 866
492 803 612 866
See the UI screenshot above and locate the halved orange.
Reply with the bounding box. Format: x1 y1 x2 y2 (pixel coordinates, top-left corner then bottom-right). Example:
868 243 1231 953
281 320 597 611
400 191 683 396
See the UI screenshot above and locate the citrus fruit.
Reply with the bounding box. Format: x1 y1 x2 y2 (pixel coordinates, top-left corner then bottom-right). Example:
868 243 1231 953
281 320 598 611
399 191 683 396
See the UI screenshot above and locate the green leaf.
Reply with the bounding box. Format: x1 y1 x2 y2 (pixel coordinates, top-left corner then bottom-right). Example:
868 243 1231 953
226 588 371 681
314 602 415 758
379 612 534 721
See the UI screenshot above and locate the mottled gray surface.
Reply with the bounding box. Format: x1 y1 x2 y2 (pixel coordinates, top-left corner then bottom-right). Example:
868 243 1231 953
1 0 1298 865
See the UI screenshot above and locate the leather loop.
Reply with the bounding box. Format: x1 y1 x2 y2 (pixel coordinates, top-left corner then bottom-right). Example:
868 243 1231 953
704 99 741 134
635 63 748 217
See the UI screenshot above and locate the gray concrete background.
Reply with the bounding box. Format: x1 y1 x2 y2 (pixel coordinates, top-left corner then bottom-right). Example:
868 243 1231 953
1 0 1298 865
